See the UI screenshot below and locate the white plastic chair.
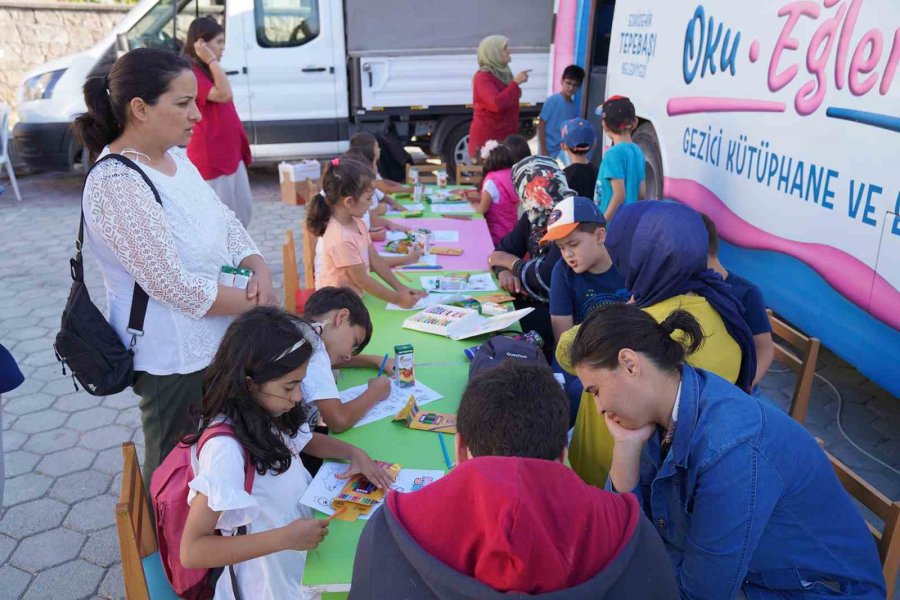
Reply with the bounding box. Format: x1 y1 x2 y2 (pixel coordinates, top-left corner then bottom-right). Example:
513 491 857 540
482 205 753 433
0 103 22 202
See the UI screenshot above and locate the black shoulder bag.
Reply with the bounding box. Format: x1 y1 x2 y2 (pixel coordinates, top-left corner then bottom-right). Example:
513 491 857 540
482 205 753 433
54 154 162 396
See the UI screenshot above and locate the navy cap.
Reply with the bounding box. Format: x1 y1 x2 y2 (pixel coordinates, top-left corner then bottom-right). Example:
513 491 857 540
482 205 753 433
561 118 597 150
595 95 636 130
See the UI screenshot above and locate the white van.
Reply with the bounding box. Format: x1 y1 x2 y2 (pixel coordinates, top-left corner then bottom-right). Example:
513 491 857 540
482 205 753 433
13 0 553 174
575 0 900 396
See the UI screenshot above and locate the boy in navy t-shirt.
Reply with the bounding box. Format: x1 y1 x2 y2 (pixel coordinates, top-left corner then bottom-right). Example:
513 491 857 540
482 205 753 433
543 197 627 344
543 196 626 422
701 214 775 387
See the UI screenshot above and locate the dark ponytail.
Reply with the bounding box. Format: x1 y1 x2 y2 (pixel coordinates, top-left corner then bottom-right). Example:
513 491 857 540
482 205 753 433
570 303 704 373
72 48 191 160
305 158 374 237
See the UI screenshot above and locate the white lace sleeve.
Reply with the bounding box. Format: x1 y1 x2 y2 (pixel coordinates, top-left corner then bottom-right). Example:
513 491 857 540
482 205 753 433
85 160 218 319
224 204 260 266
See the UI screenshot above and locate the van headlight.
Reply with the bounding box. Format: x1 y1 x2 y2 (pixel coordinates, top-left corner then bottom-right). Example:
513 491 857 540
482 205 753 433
22 69 66 101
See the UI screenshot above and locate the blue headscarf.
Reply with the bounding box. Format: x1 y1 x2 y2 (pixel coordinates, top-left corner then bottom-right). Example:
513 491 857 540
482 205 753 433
606 201 757 391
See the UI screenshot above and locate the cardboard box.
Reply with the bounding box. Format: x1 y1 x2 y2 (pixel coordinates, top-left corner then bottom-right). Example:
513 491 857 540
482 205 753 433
279 160 322 205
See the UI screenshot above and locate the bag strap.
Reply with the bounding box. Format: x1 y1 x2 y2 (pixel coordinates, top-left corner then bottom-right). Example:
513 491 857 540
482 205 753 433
197 423 253 600
77 154 163 345
196 423 256 494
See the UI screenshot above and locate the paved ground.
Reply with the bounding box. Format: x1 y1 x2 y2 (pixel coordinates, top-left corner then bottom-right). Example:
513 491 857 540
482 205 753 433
0 168 897 599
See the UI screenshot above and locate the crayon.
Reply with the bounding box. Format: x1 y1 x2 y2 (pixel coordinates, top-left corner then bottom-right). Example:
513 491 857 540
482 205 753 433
326 508 346 522
376 353 389 377
438 433 453 470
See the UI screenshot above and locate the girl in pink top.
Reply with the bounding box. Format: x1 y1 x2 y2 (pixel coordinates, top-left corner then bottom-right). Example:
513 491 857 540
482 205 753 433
307 158 427 309
468 141 519 245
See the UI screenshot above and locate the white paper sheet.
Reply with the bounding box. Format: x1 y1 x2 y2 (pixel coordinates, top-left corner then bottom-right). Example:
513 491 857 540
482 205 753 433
385 230 407 242
431 204 476 214
379 253 439 267
385 293 465 311
421 272 498 293
432 230 459 242
298 462 445 518
339 380 444 428
386 203 425 215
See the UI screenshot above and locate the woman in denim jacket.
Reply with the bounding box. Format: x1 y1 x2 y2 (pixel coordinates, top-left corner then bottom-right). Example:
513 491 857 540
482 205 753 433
569 303 885 600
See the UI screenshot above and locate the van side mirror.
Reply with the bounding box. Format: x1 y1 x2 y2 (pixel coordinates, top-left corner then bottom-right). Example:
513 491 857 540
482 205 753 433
116 33 130 58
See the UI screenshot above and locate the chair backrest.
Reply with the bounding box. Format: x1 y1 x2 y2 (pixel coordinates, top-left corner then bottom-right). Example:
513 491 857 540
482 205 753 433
283 230 299 313
767 310 820 423
302 224 317 291
116 441 156 600
0 103 10 160
406 162 446 184
455 163 483 185
825 448 900 598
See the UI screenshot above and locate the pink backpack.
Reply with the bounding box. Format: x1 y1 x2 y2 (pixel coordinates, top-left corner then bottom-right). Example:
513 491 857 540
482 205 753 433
150 423 255 600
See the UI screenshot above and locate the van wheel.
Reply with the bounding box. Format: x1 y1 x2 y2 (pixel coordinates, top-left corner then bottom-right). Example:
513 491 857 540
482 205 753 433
633 123 664 199
442 122 472 182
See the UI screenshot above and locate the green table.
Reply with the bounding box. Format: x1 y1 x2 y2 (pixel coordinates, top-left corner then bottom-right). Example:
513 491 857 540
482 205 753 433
302 263 515 597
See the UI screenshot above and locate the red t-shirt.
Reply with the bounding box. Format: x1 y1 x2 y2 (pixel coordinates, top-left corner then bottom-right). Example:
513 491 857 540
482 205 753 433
469 71 521 158
186 65 252 180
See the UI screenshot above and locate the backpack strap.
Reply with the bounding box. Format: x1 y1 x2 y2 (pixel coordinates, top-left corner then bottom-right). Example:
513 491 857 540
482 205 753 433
196 423 256 494
196 423 254 600
78 154 163 347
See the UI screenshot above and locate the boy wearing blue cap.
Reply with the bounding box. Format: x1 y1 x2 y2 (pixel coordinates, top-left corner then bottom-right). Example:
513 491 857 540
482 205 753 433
538 65 585 162
561 118 599 198
594 96 646 221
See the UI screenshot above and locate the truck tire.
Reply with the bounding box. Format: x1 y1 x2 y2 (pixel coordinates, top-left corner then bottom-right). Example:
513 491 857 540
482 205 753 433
633 122 664 199
441 121 472 182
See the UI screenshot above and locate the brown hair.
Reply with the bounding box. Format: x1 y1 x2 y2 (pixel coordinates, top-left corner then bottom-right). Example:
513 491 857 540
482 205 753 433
182 16 224 82
305 158 374 236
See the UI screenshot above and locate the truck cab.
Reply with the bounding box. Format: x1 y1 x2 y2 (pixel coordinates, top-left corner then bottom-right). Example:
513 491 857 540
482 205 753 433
14 0 552 175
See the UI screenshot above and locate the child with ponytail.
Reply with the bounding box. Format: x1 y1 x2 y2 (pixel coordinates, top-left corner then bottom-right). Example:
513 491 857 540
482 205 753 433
570 303 885 600
307 158 427 309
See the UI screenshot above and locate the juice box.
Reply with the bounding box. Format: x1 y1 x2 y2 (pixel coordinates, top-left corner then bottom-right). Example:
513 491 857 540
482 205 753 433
232 267 252 289
394 344 415 387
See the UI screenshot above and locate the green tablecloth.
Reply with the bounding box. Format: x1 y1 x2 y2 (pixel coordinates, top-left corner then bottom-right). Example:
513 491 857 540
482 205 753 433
302 261 516 595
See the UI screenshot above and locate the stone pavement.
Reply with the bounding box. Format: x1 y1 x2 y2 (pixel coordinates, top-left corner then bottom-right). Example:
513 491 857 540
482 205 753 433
0 168 898 599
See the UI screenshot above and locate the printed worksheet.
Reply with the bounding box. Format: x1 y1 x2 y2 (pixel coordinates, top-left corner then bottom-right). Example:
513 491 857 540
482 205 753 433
385 292 465 311
339 380 444 428
299 462 445 518
421 272 498 292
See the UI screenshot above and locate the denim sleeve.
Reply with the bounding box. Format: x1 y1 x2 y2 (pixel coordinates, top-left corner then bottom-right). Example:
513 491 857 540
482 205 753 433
677 443 783 599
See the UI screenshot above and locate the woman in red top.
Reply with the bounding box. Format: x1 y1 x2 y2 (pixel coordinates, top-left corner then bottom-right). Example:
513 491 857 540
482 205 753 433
183 17 253 226
469 35 531 160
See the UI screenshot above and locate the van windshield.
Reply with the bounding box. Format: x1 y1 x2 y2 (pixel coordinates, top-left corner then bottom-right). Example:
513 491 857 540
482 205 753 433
125 0 224 53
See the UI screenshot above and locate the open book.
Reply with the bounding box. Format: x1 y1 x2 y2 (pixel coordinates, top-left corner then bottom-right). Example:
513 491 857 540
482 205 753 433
402 304 534 340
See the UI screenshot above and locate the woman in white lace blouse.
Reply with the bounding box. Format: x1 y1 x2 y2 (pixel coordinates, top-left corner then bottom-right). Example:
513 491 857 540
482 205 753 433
72 48 278 480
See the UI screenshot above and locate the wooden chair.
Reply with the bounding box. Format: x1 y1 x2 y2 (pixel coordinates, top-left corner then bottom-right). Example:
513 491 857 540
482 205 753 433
406 162 446 184
455 163 483 185
283 230 300 313
825 447 900 598
115 442 178 600
282 228 317 314
767 310 820 424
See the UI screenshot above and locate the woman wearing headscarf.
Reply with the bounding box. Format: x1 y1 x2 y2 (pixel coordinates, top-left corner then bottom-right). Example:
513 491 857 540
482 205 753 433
556 200 757 487
469 35 531 160
488 156 576 358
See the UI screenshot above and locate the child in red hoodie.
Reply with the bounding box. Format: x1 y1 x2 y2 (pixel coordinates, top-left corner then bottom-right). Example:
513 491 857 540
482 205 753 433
350 362 678 599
